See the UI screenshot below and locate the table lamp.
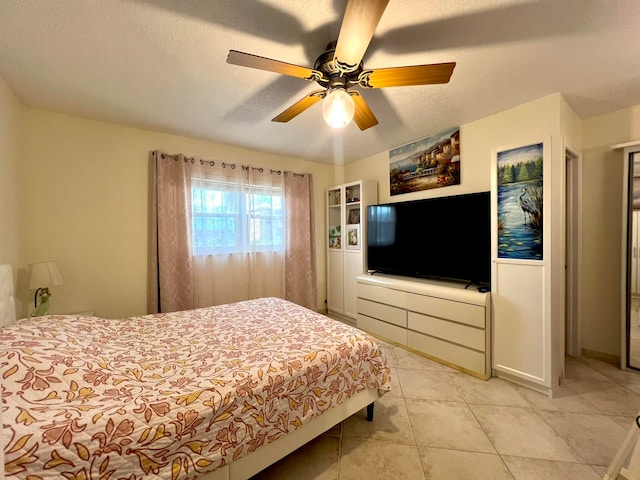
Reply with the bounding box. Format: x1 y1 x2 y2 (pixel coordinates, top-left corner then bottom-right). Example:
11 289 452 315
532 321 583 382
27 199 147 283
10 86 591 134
29 261 64 317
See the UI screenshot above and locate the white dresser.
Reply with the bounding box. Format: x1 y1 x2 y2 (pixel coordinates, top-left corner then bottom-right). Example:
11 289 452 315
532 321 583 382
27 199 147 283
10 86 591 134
356 273 491 379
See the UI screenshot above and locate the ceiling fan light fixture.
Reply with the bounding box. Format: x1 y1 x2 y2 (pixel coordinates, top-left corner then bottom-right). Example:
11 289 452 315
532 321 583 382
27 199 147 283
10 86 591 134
227 0 452 131
322 88 355 128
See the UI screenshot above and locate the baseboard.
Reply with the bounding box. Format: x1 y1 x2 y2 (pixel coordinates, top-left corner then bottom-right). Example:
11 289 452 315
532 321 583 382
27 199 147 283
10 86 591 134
581 348 620 366
326 310 356 327
492 369 552 397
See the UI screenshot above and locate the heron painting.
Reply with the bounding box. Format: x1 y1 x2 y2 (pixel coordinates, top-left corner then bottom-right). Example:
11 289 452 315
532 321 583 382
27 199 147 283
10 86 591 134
497 143 543 260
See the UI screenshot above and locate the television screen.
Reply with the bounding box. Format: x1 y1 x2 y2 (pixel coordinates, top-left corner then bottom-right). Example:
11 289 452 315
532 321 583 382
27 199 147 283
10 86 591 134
366 191 491 286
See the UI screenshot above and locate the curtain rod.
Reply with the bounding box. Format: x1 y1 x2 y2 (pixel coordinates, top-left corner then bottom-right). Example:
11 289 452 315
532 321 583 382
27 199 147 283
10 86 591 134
152 151 305 177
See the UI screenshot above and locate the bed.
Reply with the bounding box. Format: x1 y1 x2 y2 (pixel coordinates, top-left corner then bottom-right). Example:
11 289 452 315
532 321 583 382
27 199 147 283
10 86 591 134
1 289 391 479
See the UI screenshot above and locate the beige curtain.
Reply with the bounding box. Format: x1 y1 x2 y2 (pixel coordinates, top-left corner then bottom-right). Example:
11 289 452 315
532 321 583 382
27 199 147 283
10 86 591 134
148 151 194 313
149 151 317 313
283 172 317 310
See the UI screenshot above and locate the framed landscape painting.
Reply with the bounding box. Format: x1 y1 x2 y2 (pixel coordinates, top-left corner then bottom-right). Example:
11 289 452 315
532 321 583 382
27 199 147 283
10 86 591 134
389 127 460 196
496 142 544 260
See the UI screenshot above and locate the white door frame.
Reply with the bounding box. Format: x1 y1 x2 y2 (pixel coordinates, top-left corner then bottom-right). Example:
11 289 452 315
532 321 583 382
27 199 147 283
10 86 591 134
565 145 582 357
613 140 640 370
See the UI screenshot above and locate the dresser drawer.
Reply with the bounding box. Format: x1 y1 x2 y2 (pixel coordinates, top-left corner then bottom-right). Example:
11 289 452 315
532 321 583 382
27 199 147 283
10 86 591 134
358 313 408 345
408 311 485 351
406 292 485 328
408 331 487 376
356 273 490 380
357 282 407 308
357 298 407 327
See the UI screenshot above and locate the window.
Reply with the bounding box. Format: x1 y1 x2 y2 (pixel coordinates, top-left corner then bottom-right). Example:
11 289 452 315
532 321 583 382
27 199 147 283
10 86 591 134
191 179 285 255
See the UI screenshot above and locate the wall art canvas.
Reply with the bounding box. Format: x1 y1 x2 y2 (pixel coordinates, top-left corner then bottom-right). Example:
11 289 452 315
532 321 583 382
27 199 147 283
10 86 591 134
497 142 543 260
389 126 460 196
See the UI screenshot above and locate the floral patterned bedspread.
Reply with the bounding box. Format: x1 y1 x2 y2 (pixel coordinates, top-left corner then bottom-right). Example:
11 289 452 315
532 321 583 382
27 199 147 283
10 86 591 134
2 297 390 479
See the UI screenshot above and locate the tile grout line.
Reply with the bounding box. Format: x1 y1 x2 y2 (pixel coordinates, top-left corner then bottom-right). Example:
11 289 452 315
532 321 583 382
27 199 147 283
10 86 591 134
443 367 517 479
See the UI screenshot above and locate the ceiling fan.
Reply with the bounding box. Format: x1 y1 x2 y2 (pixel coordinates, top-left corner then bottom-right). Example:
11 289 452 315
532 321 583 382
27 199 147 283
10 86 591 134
226 0 456 130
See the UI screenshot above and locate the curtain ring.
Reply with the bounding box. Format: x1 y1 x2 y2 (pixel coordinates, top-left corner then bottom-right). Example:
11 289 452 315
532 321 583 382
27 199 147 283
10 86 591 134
210 161 215 166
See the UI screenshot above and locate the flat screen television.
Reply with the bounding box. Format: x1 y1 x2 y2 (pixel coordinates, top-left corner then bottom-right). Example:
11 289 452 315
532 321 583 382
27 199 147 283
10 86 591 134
366 191 491 287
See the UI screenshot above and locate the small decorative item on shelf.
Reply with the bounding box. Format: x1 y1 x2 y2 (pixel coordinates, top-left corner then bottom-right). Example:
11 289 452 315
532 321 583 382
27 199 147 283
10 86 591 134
347 208 360 225
329 225 341 249
346 225 360 250
329 190 341 206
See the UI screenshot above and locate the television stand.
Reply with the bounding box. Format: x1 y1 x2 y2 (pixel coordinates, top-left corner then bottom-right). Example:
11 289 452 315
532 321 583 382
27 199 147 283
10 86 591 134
356 273 491 379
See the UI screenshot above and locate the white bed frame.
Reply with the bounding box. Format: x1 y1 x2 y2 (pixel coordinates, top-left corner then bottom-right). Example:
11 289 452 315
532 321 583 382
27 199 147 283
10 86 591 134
0 264 380 480
203 388 379 480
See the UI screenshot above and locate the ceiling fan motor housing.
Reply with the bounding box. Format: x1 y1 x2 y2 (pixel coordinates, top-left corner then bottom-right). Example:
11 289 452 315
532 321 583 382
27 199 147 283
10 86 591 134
314 41 363 90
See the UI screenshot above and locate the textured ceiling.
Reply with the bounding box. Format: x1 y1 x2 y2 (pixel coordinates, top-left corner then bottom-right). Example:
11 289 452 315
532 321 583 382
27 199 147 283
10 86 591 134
1 0 640 165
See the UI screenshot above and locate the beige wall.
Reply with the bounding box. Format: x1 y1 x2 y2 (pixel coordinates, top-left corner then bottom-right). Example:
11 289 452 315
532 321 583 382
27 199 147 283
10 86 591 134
581 105 640 356
21 108 336 318
6 86 639 361
0 74 25 315
349 94 573 196
347 94 567 201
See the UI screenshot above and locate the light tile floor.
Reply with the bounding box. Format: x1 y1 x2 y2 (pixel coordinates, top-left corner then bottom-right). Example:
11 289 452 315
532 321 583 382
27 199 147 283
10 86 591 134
251 339 640 480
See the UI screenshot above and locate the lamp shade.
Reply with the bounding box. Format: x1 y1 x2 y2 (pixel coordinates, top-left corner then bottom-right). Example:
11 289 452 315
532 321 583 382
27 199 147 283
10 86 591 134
29 262 64 289
322 89 355 128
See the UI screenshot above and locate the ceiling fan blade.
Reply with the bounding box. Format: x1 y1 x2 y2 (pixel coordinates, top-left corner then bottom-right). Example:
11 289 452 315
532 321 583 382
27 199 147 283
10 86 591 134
349 91 378 131
359 62 456 88
227 50 325 81
272 90 326 123
334 0 389 73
